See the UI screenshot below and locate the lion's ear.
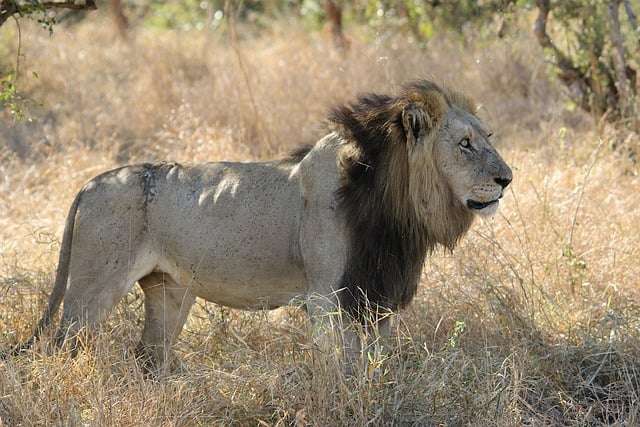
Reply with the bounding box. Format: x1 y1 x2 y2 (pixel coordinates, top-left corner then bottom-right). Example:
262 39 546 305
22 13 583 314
401 90 448 145
401 103 428 145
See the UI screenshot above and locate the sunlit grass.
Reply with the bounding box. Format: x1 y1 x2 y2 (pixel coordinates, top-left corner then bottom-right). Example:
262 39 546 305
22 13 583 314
1 18 639 425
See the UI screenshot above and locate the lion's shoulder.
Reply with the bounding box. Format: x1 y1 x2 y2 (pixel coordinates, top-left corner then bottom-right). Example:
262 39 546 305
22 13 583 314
289 133 343 204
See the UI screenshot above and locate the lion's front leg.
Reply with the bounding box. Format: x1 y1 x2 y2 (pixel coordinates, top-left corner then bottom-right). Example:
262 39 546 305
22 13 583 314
305 294 361 366
299 209 396 374
305 295 396 376
299 208 360 369
298 150 370 372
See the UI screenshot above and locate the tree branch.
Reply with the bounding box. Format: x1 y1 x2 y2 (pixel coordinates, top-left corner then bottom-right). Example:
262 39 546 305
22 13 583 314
623 0 639 45
0 1 19 27
0 0 96 28
40 1 95 10
533 0 580 77
533 0 591 111
608 0 633 117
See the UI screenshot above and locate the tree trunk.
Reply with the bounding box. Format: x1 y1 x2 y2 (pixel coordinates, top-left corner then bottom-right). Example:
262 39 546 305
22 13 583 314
533 0 592 113
608 0 633 119
325 0 347 50
110 0 129 38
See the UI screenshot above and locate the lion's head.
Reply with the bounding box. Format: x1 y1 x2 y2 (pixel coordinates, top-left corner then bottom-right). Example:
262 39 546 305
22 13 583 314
330 79 513 316
398 81 512 221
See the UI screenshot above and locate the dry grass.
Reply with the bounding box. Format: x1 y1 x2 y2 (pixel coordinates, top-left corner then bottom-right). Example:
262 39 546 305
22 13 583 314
1 16 640 425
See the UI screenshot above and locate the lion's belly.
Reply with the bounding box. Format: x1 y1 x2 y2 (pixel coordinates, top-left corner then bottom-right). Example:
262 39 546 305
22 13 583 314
148 161 308 309
162 258 307 309
155 217 308 309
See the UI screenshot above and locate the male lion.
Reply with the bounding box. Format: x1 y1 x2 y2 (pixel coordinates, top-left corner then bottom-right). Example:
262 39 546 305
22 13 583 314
12 80 511 371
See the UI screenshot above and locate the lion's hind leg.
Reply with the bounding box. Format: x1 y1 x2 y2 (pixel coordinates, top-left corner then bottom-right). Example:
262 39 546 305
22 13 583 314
135 272 195 376
53 246 158 356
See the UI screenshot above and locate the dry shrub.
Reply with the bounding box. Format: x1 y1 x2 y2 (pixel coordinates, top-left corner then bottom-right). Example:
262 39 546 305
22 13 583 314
1 17 640 425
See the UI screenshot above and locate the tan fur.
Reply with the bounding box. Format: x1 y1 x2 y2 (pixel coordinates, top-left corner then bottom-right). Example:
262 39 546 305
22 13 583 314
14 80 511 372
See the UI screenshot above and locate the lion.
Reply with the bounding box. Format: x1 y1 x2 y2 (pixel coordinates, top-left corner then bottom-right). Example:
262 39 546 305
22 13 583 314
10 80 512 372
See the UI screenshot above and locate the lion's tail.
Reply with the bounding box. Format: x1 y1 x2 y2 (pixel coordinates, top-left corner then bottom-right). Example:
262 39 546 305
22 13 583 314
4 190 83 357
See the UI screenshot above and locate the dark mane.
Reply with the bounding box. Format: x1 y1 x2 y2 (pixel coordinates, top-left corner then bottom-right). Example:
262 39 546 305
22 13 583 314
330 80 475 319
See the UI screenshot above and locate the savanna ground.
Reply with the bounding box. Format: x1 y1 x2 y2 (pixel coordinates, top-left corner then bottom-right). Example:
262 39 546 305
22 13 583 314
1 12 640 426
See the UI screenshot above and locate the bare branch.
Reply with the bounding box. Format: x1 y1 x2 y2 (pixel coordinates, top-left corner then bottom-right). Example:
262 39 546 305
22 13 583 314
533 0 591 111
0 1 19 27
224 0 272 148
13 15 21 77
533 0 579 76
40 1 95 10
623 0 639 44
0 0 96 28
608 0 633 117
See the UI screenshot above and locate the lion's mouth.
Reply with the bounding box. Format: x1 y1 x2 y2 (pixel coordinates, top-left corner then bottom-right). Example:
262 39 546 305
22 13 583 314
466 199 499 210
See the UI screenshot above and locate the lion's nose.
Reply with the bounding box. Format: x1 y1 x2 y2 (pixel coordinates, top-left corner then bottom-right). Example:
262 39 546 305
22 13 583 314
495 176 512 189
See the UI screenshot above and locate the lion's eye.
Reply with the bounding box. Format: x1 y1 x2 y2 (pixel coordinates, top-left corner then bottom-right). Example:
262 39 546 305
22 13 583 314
459 137 471 150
